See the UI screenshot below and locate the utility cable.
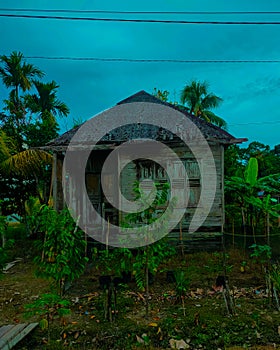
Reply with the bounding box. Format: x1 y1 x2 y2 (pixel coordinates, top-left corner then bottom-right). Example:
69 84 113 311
1 9 280 15
1 13 280 24
24 56 280 63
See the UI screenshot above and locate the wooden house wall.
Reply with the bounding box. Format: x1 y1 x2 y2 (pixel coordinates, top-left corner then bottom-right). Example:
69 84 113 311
53 142 224 251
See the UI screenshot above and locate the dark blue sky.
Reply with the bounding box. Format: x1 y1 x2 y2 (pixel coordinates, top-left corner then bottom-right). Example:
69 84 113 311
0 0 280 147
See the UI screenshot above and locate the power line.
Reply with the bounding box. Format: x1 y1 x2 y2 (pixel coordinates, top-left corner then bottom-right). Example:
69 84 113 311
24 56 280 63
1 9 280 15
1 13 280 24
229 120 280 126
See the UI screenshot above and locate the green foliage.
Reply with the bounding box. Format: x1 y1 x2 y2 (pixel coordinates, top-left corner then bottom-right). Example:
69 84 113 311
180 80 227 128
24 292 71 340
270 264 280 292
0 214 14 274
240 141 280 177
225 153 280 237
174 270 190 299
244 157 258 186
123 181 171 229
93 247 117 275
152 88 170 102
24 196 43 236
34 207 88 295
133 239 176 290
121 181 176 291
0 51 69 220
24 292 71 321
249 244 272 264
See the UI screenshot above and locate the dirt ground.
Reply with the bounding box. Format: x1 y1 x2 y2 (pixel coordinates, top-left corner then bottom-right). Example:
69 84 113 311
1 242 280 349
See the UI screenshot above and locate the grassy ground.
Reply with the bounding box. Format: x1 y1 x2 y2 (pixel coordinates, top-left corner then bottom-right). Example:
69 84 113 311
1 227 280 349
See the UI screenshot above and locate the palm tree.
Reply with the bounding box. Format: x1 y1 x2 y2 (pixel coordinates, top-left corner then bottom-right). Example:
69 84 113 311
0 129 52 177
25 80 69 123
0 52 44 138
180 80 227 129
0 51 44 100
24 80 69 147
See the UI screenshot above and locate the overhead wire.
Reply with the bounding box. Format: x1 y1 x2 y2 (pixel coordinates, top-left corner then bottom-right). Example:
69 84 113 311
229 121 280 126
0 13 280 24
24 57 280 63
0 9 280 128
1 9 280 15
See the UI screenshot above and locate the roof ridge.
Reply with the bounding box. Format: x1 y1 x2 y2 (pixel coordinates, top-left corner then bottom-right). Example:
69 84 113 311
117 90 236 140
43 90 247 148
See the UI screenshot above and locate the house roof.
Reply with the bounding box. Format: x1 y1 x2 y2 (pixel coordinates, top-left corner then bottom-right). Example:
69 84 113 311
44 90 247 150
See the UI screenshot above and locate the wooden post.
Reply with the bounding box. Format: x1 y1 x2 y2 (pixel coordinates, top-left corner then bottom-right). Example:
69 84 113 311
52 152 64 211
53 152 58 210
221 145 225 234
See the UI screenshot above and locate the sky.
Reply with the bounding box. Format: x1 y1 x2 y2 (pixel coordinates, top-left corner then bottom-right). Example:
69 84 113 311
0 0 280 148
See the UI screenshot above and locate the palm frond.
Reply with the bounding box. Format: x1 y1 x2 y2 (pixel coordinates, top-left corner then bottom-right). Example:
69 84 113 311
29 80 69 120
203 110 228 129
0 130 16 161
0 51 44 92
0 149 52 176
180 80 226 128
201 94 223 110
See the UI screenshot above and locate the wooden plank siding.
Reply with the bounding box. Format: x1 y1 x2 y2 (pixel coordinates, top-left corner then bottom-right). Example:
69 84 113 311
48 90 247 252
53 141 224 251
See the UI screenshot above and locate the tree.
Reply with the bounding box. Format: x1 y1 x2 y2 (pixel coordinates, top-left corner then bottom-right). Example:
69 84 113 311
180 80 227 128
24 80 69 147
0 129 52 214
152 88 170 102
0 51 44 100
0 52 44 148
239 142 280 178
25 80 69 121
225 157 280 238
0 52 69 215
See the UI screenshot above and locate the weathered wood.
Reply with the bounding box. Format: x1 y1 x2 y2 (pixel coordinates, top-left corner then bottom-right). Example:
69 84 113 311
0 323 38 350
0 326 13 339
44 90 247 251
3 258 23 273
53 152 65 211
53 152 58 210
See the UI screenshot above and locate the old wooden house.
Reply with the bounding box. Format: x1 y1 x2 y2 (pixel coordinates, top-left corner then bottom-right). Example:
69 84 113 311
45 90 246 251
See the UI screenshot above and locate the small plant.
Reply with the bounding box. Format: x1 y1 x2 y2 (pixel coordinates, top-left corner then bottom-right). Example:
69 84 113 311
24 196 44 237
249 244 272 264
122 181 176 317
174 270 190 316
240 260 247 273
93 247 116 275
0 214 14 274
250 243 274 307
24 293 71 342
34 207 88 295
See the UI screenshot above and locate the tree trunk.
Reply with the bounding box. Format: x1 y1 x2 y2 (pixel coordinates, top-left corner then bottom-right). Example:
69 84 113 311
266 212 270 246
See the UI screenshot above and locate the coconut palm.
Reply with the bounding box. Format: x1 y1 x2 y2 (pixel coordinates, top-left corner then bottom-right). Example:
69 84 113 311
0 129 52 177
25 80 69 123
0 128 52 223
0 51 44 100
180 80 227 129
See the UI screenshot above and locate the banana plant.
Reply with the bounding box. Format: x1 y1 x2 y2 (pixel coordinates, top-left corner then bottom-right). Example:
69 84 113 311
246 195 280 245
225 157 280 236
